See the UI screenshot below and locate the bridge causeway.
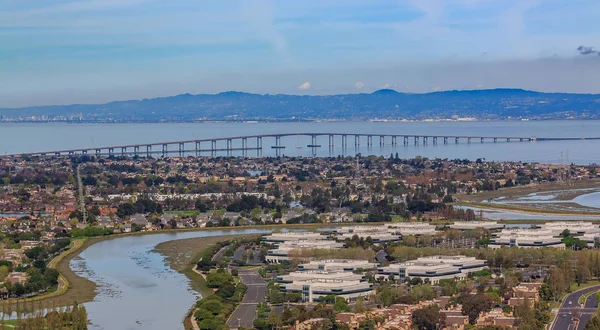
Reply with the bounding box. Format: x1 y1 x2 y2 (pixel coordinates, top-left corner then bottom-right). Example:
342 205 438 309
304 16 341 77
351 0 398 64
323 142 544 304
13 133 600 157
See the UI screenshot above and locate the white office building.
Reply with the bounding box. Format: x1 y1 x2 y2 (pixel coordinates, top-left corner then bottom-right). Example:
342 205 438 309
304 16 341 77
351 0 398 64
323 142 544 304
265 240 344 263
389 223 438 236
539 222 600 236
450 221 504 231
332 226 402 243
298 259 377 272
377 255 487 284
262 232 327 243
278 270 374 302
489 228 565 249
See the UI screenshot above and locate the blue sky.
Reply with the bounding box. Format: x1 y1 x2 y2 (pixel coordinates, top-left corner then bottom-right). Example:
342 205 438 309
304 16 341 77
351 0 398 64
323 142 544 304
1 0 600 107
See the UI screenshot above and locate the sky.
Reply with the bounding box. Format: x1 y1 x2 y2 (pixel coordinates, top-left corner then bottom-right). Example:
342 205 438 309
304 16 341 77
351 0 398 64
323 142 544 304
1 0 600 107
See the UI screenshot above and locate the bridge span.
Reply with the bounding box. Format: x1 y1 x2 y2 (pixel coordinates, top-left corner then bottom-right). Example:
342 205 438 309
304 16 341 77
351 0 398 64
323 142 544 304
14 133 600 157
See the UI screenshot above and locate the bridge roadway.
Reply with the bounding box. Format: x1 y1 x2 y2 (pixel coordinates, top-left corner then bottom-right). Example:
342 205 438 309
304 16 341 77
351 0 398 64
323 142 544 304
14 132 600 157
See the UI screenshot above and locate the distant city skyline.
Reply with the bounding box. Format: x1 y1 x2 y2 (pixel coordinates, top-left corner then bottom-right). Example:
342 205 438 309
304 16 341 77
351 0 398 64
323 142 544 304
2 0 600 107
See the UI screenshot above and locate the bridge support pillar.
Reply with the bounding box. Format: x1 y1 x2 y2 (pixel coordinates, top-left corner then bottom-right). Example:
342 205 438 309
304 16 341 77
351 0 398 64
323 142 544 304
519 138 523 142
423 137 428 144
179 143 184 156
355 135 360 147
342 134 347 147
380 136 384 146
467 138 471 144
494 138 497 143
507 138 510 142
242 138 247 149
404 136 409 145
455 137 459 144
55 152 61 156
329 135 334 147
276 136 282 147
257 137 262 149
391 136 396 145
82 150 87 154
433 137 437 145
481 138 484 143
443 137 448 144
211 140 217 150
108 148 114 155
311 135 317 146
195 142 201 153
368 135 372 146
96 149 101 155
121 147 126 155
147 145 152 157
134 146 139 155
414 136 418 145
227 139 232 150
162 144 167 156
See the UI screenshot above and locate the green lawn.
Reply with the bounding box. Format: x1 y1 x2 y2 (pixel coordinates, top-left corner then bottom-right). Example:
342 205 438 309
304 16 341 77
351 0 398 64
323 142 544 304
165 210 199 216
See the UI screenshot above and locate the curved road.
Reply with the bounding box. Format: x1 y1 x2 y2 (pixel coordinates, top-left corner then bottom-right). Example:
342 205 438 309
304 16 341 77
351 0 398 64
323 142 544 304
552 285 600 330
226 269 268 329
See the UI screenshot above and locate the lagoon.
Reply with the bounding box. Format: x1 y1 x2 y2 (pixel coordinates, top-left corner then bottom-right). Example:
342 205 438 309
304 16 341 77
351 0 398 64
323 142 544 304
71 229 270 330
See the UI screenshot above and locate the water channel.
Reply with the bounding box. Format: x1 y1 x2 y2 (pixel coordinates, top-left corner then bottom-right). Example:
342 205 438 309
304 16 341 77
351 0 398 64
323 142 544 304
71 228 271 330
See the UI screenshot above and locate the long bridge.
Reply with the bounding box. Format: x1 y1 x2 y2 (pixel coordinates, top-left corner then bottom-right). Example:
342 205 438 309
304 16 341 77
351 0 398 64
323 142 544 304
15 133 600 157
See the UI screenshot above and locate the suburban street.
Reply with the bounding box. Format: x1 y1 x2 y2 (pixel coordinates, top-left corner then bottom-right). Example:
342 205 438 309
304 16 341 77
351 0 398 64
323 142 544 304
552 285 600 330
227 269 268 329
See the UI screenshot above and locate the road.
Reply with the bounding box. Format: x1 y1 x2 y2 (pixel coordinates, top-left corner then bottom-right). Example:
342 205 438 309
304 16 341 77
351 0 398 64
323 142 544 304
227 269 268 329
552 285 600 330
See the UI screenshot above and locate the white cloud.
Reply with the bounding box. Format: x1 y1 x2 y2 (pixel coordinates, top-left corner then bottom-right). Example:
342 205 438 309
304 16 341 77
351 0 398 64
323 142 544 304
298 82 311 90
355 81 365 89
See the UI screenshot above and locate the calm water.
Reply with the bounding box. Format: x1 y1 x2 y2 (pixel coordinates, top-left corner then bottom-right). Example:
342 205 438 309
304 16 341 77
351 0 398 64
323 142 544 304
573 192 600 209
71 229 270 330
2 120 600 163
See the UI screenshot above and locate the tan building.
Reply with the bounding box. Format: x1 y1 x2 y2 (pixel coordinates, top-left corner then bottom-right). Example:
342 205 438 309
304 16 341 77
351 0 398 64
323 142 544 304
476 308 518 329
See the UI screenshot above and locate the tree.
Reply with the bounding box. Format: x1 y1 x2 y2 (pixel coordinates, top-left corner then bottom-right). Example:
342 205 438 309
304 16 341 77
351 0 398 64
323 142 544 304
460 293 493 324
334 297 351 312
205 272 233 287
412 306 444 330
216 281 235 299
585 314 600 330
201 300 223 315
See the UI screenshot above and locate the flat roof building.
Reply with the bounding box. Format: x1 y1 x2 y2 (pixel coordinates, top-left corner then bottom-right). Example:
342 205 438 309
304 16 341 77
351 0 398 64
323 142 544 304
377 255 487 284
388 223 438 236
262 232 327 243
489 228 565 249
298 259 377 272
279 270 374 303
450 221 504 231
266 240 344 263
539 222 600 236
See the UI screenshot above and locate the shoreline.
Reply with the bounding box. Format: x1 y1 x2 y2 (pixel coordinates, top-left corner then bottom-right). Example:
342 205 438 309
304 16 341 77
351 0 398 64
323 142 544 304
153 234 260 330
456 201 600 217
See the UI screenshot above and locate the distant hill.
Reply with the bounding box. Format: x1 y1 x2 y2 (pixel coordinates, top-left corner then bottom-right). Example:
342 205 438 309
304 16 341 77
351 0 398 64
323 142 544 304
2 88 600 121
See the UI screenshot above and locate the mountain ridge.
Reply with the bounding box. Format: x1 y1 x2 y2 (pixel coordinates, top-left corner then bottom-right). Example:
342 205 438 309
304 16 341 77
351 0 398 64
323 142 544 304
2 88 600 121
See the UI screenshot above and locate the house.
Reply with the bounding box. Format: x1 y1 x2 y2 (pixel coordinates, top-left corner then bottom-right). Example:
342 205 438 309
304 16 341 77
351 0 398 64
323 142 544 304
296 318 329 330
96 215 115 228
130 214 148 228
222 212 241 221
160 213 177 226
6 272 29 285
